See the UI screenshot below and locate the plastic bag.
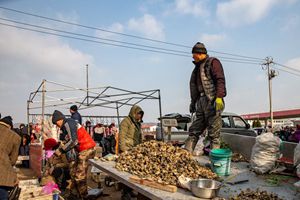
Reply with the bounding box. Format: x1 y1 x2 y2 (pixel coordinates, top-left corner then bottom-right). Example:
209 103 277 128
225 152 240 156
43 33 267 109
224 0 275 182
42 182 59 194
193 136 205 156
101 153 117 161
296 165 300 178
294 143 300 167
250 132 281 174
294 142 300 178
294 180 300 191
178 175 192 191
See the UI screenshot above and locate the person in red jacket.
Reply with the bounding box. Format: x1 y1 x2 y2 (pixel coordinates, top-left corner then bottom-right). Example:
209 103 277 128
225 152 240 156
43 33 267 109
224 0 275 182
51 110 95 199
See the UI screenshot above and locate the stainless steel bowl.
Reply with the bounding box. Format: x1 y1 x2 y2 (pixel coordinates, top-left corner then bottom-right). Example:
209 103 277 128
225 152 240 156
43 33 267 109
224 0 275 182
190 179 222 199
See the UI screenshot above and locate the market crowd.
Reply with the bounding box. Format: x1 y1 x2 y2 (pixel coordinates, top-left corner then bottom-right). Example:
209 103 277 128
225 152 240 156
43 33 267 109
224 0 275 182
0 104 121 200
275 125 300 143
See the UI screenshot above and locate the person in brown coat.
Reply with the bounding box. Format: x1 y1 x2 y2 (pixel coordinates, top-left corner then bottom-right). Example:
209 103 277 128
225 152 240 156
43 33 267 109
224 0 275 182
0 116 21 200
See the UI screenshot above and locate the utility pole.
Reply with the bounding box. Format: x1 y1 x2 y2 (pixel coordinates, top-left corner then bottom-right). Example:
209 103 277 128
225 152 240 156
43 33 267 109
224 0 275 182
86 64 89 105
262 57 277 129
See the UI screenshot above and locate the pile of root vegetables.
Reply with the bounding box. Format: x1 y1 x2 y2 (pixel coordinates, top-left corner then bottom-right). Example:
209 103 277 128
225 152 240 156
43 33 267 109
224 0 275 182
116 141 217 185
229 189 283 200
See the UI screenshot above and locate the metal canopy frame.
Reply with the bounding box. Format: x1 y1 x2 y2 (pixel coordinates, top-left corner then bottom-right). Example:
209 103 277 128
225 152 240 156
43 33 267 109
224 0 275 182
27 79 163 137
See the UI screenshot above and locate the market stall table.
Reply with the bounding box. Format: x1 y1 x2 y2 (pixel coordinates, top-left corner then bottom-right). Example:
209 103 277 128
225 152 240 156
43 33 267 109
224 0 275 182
89 159 212 200
89 157 300 200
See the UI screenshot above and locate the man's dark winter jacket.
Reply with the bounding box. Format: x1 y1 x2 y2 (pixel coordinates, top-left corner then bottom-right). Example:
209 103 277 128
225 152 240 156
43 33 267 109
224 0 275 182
190 57 226 103
71 111 82 125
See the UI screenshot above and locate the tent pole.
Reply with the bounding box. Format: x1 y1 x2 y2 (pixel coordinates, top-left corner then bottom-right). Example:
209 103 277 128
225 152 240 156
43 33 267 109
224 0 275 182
158 90 163 142
41 79 46 138
116 103 120 126
27 100 30 134
41 79 46 176
86 64 89 105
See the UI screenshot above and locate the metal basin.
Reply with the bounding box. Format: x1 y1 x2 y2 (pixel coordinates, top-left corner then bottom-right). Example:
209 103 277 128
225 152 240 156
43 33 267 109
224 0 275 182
190 179 221 199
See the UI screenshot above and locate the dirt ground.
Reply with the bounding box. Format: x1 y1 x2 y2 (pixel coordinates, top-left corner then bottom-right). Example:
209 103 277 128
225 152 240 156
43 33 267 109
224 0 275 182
17 167 38 181
17 166 122 200
87 166 122 200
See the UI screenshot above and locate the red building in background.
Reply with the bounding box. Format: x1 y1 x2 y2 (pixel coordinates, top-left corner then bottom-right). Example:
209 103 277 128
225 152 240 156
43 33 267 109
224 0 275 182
241 109 300 127
242 109 300 120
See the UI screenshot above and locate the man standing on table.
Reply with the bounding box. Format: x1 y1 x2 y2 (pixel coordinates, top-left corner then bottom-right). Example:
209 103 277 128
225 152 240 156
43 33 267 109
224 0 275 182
51 110 95 199
185 42 226 152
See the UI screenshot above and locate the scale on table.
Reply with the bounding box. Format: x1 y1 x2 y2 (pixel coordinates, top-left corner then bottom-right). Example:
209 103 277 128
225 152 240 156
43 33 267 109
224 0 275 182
162 118 178 142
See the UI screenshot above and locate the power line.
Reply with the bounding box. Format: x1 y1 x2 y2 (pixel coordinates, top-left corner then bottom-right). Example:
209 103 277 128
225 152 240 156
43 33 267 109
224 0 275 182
0 17 190 55
2 17 300 76
0 6 265 61
0 22 191 57
208 50 264 61
0 22 267 67
221 59 262 65
273 62 300 74
3 19 300 78
0 22 266 66
218 56 263 63
0 17 266 63
0 6 191 48
4 11 299 71
272 66 300 77
262 58 300 78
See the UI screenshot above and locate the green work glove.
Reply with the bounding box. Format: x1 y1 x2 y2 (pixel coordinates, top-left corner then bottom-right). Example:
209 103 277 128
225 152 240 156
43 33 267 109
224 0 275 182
215 97 224 111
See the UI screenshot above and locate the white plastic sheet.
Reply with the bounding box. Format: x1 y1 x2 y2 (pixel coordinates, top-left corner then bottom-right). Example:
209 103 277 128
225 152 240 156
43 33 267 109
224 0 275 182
294 142 300 178
193 136 205 156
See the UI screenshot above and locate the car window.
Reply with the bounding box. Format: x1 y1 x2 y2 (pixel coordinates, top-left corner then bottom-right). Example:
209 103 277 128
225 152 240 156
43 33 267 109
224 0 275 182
233 117 246 128
222 116 231 128
176 122 186 131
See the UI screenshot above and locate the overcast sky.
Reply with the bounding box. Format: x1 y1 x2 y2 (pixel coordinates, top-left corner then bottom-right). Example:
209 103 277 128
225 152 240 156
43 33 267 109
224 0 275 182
0 0 300 123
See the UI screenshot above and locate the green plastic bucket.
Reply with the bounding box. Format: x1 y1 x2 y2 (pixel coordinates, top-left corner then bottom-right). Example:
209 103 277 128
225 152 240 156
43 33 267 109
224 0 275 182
209 148 232 176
